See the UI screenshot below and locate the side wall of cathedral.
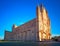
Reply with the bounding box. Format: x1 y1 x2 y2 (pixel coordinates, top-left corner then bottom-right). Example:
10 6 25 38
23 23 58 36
4 19 38 41
13 19 37 41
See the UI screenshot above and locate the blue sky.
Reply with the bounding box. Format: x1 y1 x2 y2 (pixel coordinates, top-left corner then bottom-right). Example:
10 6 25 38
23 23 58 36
0 0 60 39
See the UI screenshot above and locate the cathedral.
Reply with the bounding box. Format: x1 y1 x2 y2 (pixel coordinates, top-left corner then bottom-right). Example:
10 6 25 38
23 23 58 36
4 4 51 41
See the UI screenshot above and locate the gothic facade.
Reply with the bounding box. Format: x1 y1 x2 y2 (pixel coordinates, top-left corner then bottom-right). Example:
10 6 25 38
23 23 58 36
4 4 51 41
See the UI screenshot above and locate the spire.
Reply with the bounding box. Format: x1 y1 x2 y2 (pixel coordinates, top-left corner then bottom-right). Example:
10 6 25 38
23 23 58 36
40 4 44 8
40 4 44 12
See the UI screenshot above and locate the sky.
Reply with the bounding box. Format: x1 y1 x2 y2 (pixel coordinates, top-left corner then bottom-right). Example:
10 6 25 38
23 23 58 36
0 0 60 39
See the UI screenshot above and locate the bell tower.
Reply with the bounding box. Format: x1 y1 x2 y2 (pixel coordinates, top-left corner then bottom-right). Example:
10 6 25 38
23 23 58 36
36 4 51 41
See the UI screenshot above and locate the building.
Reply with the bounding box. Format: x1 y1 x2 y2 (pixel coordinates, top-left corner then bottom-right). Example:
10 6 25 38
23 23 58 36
4 4 51 41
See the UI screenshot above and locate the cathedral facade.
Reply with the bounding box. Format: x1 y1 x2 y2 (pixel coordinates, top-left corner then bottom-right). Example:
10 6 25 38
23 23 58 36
4 4 51 41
